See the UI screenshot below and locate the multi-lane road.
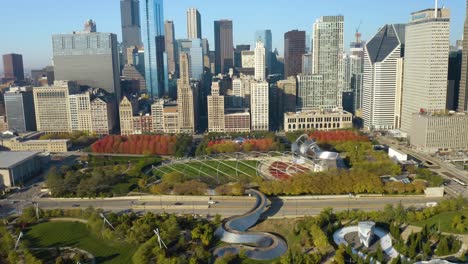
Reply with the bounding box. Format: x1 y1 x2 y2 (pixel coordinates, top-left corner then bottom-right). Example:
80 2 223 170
377 136 468 198
0 194 442 218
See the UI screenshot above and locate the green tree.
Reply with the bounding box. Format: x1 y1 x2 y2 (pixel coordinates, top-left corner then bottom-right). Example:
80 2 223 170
436 236 450 256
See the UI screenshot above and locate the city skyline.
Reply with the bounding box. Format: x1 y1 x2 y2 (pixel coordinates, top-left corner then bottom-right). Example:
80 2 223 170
0 0 465 72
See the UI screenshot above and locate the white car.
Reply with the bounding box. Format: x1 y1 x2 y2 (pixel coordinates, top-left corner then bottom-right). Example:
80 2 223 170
208 200 218 205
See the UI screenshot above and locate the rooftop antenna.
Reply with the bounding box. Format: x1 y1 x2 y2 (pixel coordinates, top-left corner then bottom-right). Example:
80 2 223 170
153 229 168 249
14 232 23 251
99 213 115 230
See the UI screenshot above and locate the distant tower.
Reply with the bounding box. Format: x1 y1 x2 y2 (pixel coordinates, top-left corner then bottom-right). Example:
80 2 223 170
164 20 177 77
177 53 195 133
207 82 225 132
187 8 202 39
84 19 97 32
284 30 306 78
312 16 344 109
121 0 142 65
459 0 468 111
254 41 266 81
119 96 134 135
400 7 450 133
250 81 269 131
140 0 165 98
255 30 272 70
2 54 24 81
362 24 405 130
214 20 234 74
52 21 121 99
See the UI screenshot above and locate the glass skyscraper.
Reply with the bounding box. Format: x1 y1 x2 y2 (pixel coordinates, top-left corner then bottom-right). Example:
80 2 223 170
140 0 165 98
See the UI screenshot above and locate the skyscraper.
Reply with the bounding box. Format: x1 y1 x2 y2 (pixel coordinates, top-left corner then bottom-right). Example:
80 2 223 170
119 96 134 135
140 0 165 98
362 24 406 130
284 30 306 78
254 41 266 81
33 83 73 133
214 20 234 74
52 21 121 99
190 39 204 80
2 54 24 82
296 16 344 110
234 45 250 68
250 81 269 131
312 16 344 108
187 8 201 39
177 53 195 133
458 0 468 111
255 30 272 69
164 20 177 77
4 87 36 132
401 8 450 133
207 82 225 132
120 0 142 65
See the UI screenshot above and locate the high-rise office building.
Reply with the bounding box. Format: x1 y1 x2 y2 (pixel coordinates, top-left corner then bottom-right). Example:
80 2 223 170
459 0 468 111
164 20 177 77
140 0 165 98
254 41 266 81
190 39 204 80
296 16 344 111
120 0 142 65
312 16 344 109
284 30 306 78
255 30 272 70
348 31 365 113
69 92 92 133
187 8 201 39
4 87 36 132
234 45 250 68
362 24 406 130
207 82 225 132
401 8 450 133
214 20 234 74
52 21 121 99
119 96 134 135
33 82 73 133
447 50 462 111
302 53 312 75
250 81 269 131
91 97 116 136
177 53 195 133
2 54 24 82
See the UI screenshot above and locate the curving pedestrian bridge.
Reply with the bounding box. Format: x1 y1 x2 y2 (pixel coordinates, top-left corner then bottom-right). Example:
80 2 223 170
213 189 288 260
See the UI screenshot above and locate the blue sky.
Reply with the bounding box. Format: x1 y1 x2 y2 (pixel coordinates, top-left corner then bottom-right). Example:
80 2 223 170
0 0 465 72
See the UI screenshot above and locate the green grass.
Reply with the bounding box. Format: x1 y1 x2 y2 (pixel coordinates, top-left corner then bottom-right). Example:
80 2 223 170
25 222 137 264
411 210 468 234
88 155 151 167
153 160 259 185
251 218 302 253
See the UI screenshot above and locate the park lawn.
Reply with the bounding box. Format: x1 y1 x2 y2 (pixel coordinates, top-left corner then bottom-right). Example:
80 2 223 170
251 218 302 253
411 210 468 234
25 221 137 264
154 160 259 184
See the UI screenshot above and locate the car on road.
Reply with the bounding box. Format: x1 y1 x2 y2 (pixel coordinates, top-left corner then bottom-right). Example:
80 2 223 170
208 200 218 205
174 202 183 206
10 201 18 204
72 204 80 207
